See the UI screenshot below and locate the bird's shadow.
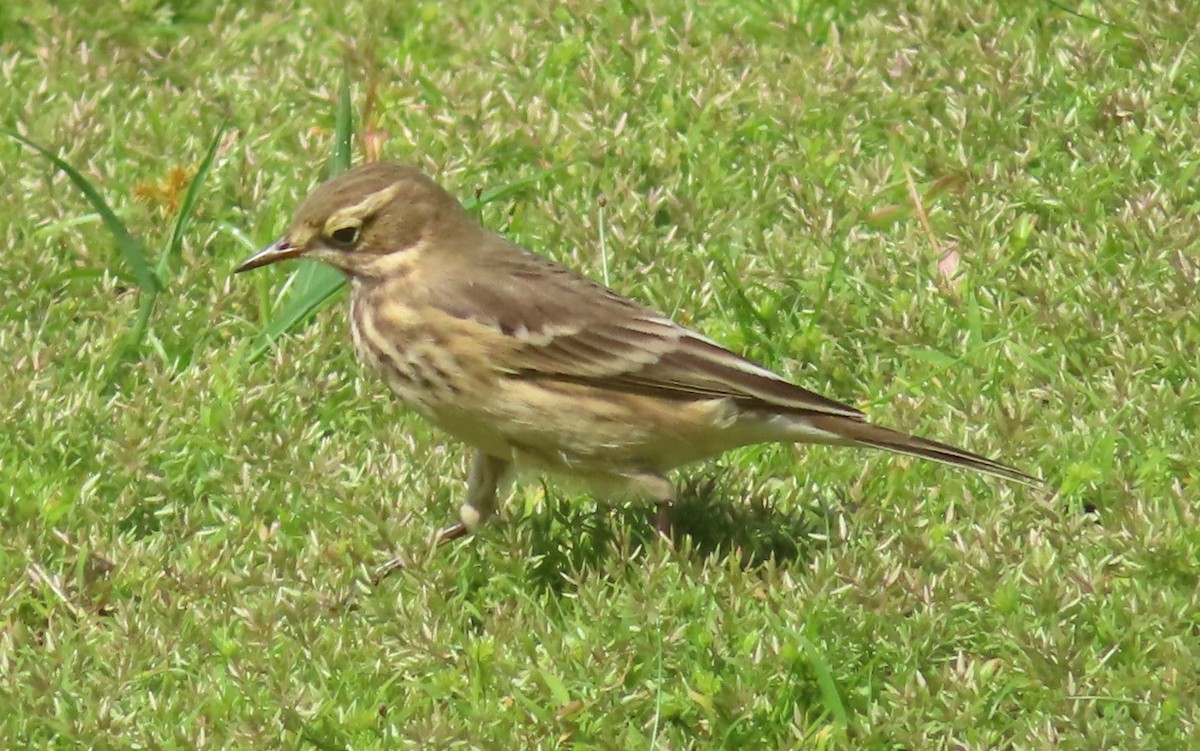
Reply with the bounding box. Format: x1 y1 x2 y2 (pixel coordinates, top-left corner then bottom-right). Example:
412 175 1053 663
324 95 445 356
517 471 832 596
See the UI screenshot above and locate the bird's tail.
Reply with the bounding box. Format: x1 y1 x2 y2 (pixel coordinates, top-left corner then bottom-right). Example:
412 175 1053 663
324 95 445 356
805 414 1040 486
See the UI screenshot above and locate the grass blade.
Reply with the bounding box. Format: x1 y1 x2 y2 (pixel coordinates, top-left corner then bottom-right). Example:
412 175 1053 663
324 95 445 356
712 254 776 338
797 634 849 729
462 160 580 211
245 72 355 361
159 124 226 278
108 125 223 386
965 285 984 350
8 131 158 294
331 68 353 174
245 263 346 361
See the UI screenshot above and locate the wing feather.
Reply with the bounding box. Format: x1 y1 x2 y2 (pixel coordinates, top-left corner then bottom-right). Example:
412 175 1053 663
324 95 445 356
430 244 863 419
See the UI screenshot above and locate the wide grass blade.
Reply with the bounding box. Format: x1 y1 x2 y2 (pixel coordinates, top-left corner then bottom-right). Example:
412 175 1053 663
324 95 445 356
246 262 347 362
159 125 226 278
108 128 227 384
8 131 158 294
331 68 354 174
11 127 226 387
797 634 849 730
245 71 357 362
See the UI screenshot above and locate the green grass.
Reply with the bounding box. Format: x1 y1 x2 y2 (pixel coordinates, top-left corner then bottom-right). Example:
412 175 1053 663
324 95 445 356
3 0 1198 747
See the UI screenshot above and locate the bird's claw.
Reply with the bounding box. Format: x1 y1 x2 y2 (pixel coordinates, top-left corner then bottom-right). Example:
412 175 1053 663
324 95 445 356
370 521 471 587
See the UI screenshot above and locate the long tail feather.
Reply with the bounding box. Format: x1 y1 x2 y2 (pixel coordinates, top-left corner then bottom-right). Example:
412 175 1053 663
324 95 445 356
807 415 1040 486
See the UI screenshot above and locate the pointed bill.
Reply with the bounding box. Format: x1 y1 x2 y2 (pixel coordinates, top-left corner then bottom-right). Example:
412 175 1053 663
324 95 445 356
234 238 302 273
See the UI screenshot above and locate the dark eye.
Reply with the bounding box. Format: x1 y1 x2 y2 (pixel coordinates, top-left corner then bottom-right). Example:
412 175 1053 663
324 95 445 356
330 225 360 245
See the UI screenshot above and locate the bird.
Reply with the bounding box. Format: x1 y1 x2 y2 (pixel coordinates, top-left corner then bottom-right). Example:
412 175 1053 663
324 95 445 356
235 161 1038 556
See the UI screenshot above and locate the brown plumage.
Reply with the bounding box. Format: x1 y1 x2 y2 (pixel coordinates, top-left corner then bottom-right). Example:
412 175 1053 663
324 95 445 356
236 161 1038 548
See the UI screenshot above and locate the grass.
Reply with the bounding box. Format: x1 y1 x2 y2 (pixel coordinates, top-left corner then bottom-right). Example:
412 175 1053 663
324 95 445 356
2 0 1198 747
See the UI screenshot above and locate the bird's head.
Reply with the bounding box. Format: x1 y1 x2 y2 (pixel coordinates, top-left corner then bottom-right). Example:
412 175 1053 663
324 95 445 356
235 161 476 278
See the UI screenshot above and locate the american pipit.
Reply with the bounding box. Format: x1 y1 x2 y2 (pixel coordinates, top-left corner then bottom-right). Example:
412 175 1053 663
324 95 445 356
236 162 1037 550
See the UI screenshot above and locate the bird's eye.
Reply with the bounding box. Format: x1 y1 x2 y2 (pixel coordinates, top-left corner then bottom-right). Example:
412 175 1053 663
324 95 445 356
329 225 360 245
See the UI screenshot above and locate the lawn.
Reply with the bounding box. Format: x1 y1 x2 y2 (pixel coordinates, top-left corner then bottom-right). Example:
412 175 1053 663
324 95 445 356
2 1 1197 747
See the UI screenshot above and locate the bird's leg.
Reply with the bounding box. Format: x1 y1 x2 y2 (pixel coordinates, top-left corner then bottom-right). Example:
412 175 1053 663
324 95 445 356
655 503 673 539
373 450 511 585
625 472 676 541
446 450 512 540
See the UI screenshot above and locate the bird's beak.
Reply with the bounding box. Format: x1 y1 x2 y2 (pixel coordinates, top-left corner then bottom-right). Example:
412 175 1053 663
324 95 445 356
234 238 303 273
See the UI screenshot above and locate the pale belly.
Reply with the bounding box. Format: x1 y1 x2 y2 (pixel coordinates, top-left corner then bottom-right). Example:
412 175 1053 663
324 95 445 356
407 374 774 479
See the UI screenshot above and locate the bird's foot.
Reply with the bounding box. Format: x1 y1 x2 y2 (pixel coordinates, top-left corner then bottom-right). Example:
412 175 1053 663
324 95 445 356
371 555 408 586
370 521 471 587
436 521 470 545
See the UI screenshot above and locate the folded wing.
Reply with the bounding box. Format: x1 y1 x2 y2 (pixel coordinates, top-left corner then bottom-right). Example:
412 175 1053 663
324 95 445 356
431 244 863 419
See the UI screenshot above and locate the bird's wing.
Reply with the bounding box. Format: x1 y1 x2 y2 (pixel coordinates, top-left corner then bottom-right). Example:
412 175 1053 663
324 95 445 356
431 245 863 419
